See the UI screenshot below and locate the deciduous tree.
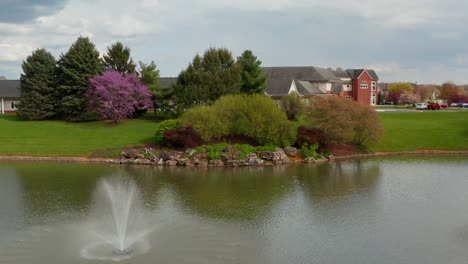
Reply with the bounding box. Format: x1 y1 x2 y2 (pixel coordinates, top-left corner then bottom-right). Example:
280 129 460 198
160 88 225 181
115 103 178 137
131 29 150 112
280 93 305 120
388 82 414 94
307 96 383 145
439 82 461 100
17 49 57 120
399 91 420 105
87 70 152 124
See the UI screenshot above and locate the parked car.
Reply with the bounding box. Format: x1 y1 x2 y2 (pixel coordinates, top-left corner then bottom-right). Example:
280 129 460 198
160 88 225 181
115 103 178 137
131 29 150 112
415 103 427 110
440 103 448 109
450 103 459 107
460 103 468 109
427 103 440 110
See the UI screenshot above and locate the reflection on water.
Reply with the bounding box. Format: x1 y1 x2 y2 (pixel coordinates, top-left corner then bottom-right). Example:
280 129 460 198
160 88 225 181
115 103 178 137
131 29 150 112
1 156 468 264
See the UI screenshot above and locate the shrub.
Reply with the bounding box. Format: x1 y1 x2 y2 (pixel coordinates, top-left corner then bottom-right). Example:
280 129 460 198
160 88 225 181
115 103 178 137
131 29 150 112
163 126 203 148
280 93 305 120
180 94 295 147
307 96 383 145
155 119 180 146
298 143 320 159
296 126 330 150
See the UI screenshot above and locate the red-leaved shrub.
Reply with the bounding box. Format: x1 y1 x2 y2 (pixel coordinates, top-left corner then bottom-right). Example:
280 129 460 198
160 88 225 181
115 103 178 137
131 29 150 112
296 126 331 150
163 126 203 148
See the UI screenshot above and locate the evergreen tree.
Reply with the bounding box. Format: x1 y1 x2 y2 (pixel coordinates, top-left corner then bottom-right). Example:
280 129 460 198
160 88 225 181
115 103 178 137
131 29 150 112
103 42 136 75
237 50 266 94
174 47 241 107
17 49 57 120
56 36 103 121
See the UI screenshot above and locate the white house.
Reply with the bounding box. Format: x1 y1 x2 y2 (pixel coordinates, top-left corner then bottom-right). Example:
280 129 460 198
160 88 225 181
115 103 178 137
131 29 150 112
0 80 20 114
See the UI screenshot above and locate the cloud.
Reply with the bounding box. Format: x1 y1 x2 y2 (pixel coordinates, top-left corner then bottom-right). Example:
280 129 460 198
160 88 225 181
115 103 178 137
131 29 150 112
0 0 67 22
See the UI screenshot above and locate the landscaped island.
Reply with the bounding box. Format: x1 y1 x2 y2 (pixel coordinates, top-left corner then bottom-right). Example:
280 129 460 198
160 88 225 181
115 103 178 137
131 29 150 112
1 111 467 162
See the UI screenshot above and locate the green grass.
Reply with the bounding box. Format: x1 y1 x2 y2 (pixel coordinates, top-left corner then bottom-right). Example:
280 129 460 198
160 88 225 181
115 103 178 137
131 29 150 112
369 111 468 151
0 115 159 156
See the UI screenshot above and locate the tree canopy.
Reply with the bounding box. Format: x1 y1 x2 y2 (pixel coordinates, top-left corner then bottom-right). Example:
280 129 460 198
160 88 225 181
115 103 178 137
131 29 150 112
439 82 461 100
388 82 414 94
17 48 57 120
103 42 137 75
56 36 103 121
174 47 241 107
87 70 152 123
237 50 266 94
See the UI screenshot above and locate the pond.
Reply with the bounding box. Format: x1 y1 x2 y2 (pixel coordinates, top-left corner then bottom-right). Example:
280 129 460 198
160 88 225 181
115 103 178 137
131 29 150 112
1 156 468 263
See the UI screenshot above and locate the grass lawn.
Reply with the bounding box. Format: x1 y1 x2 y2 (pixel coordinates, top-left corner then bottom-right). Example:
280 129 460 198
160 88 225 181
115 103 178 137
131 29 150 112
0 115 159 156
369 110 468 152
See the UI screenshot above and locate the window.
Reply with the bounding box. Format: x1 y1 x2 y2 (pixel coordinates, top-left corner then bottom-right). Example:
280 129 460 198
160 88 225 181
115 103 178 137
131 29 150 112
346 96 352 100
360 83 368 89
371 93 376 105
371 82 376 91
11 102 16 109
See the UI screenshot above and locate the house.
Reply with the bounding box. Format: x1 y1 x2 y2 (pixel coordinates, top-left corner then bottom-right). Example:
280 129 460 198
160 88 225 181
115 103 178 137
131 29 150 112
262 66 379 106
0 79 20 114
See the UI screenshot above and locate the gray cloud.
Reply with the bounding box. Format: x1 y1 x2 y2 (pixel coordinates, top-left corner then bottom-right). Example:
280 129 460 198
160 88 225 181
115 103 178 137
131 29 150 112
0 0 67 22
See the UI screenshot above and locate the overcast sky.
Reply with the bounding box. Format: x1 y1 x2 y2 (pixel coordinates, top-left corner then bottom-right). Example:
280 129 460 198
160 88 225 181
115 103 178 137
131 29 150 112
1 0 467 84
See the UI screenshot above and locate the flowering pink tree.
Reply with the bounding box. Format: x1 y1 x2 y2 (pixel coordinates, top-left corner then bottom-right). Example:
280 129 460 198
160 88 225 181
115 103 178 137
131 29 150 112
87 70 152 123
399 91 420 105
385 92 401 105
449 94 468 105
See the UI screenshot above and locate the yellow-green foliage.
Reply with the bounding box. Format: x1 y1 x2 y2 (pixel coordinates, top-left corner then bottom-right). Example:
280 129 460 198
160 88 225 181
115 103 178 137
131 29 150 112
180 95 295 146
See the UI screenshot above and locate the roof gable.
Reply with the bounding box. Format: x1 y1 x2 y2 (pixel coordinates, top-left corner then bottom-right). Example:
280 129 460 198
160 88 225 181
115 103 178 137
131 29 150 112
262 66 341 81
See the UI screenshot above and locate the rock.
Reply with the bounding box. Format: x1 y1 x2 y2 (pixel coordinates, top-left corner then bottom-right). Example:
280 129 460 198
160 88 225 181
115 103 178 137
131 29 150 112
244 153 264 166
257 148 288 162
121 148 139 159
221 153 234 161
303 157 316 163
144 148 154 155
136 153 145 159
226 159 241 167
158 151 171 161
156 158 164 166
148 155 159 162
185 148 197 156
283 147 298 157
177 158 189 166
208 160 224 167
164 160 178 166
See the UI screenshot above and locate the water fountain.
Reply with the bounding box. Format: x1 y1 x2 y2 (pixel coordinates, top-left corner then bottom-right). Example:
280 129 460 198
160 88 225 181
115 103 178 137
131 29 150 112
81 177 154 261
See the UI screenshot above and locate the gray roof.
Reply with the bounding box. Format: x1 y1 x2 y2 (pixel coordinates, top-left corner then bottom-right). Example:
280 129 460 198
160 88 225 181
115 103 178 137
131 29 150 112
0 80 20 98
0 76 6 80
159 77 177 87
295 80 326 95
262 66 341 82
346 69 379 81
265 78 293 96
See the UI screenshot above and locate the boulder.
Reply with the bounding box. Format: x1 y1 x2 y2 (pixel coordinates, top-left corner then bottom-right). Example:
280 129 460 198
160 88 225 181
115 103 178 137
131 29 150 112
208 160 224 167
226 159 242 167
135 153 145 159
121 148 139 159
158 151 171 161
303 157 317 163
185 148 197 156
164 160 178 166
257 148 288 162
244 153 264 166
283 147 298 157
176 158 190 166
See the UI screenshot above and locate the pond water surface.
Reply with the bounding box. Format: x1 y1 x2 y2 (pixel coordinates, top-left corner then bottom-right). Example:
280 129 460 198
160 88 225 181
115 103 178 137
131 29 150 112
1 156 468 263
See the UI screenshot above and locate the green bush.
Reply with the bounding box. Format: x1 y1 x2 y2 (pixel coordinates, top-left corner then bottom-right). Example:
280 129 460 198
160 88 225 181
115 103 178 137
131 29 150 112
180 95 295 147
155 119 180 146
298 143 320 159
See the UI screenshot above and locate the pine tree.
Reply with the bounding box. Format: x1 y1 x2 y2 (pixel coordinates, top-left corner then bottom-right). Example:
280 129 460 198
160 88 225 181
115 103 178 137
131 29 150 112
17 49 57 120
56 36 103 121
174 48 241 108
237 50 266 94
103 42 136 75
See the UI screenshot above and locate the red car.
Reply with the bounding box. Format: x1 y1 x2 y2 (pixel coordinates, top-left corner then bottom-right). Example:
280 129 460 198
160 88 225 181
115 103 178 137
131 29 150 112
427 103 440 110
440 103 448 109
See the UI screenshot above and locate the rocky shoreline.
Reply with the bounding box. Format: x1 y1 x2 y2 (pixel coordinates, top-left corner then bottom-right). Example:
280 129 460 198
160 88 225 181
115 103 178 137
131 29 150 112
113 147 331 167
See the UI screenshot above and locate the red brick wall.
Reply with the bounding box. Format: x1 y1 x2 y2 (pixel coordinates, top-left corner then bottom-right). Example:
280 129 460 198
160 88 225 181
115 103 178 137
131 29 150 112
352 71 378 105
